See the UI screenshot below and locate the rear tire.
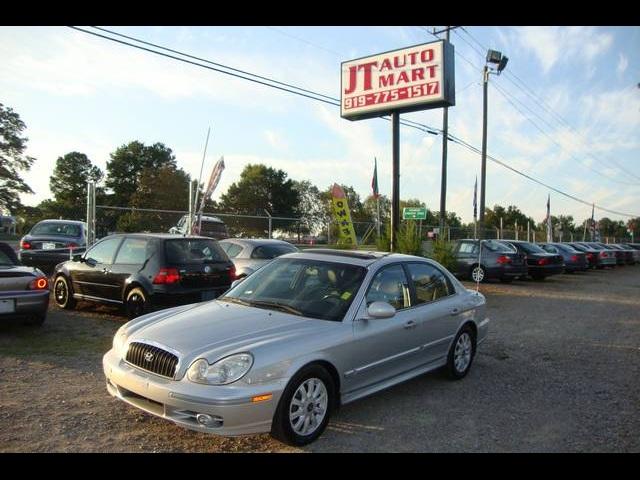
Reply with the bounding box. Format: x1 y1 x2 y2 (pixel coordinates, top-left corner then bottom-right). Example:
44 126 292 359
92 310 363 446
124 287 148 319
53 275 76 310
446 324 476 380
470 265 486 283
271 364 335 446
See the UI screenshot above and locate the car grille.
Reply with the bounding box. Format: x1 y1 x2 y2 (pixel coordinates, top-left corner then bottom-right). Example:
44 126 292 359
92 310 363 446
125 342 178 379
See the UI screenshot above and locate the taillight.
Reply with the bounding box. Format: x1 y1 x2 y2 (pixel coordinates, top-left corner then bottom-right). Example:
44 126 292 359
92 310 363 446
600 252 608 258
21 241 32 250
153 267 180 284
66 242 78 249
496 255 512 264
29 277 49 290
571 255 579 262
538 258 550 266
586 253 593 259
229 265 236 280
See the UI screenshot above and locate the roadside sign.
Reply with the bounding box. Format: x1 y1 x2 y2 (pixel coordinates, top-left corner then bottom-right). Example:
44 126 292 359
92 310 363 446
403 207 427 220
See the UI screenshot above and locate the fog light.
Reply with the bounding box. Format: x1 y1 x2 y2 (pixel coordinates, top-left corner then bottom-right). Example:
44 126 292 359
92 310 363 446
196 413 222 427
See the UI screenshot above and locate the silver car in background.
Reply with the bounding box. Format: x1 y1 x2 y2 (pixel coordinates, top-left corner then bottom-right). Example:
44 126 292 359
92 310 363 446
103 249 489 445
218 238 299 278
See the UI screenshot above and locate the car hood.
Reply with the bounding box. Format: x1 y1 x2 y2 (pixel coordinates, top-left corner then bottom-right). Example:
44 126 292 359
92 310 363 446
124 300 336 365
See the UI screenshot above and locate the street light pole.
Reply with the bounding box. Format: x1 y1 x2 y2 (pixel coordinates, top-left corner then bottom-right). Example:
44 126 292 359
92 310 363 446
439 26 451 234
479 65 489 239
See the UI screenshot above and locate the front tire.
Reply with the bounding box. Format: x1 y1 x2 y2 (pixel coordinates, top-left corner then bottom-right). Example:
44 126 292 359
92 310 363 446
446 325 476 380
124 287 148 319
54 275 76 310
271 364 335 446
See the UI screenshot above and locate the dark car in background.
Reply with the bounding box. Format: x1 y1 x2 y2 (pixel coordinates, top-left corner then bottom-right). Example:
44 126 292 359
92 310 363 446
573 242 617 268
0 242 50 326
565 242 601 269
19 219 87 275
169 215 229 240
539 243 588 273
608 244 636 265
594 242 626 266
500 240 564 281
452 239 527 283
219 238 299 278
52 234 235 319
620 243 640 264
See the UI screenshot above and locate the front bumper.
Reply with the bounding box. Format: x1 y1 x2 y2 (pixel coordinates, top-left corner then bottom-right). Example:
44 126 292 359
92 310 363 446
103 349 285 436
0 290 49 319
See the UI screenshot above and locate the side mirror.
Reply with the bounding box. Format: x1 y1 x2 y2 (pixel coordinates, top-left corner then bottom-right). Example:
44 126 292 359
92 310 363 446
367 301 396 319
85 257 97 267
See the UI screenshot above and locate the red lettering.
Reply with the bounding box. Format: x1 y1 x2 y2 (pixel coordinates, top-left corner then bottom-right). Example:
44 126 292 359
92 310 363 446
344 65 358 95
425 65 438 78
358 61 378 91
396 71 410 85
379 74 394 88
421 49 434 63
411 68 425 82
408 52 419 64
393 55 406 68
379 59 392 71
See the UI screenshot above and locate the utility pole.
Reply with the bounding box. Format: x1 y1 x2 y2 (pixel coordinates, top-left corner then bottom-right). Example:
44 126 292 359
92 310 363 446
390 112 400 252
479 65 489 239
439 26 451 234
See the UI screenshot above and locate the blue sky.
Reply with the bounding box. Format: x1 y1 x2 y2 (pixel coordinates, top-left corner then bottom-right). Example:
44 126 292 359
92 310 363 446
1 26 638 225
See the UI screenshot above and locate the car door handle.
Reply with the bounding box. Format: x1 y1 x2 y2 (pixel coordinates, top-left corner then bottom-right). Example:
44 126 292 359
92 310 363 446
102 268 110 274
450 308 460 316
403 320 417 329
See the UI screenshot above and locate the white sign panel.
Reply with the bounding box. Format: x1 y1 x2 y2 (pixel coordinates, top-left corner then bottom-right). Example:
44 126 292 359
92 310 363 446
341 40 455 121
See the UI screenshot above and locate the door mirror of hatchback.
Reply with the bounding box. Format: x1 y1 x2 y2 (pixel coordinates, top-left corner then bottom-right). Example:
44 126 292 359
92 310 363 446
367 301 396 319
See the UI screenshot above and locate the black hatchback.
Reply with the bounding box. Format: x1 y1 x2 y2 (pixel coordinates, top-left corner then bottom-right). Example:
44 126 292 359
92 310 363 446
52 234 235 318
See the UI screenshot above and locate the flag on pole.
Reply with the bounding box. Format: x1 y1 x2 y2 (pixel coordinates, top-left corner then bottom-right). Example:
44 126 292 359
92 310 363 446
194 156 225 233
473 176 478 220
371 157 380 199
545 194 552 242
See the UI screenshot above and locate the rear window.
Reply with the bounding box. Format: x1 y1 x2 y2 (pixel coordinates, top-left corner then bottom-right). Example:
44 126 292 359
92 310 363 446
251 244 298 259
513 242 546 254
0 244 19 265
483 240 516 253
165 239 228 264
30 222 81 237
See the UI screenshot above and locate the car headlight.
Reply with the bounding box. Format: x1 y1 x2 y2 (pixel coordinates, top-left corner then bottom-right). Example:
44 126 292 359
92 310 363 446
187 353 253 385
112 327 128 357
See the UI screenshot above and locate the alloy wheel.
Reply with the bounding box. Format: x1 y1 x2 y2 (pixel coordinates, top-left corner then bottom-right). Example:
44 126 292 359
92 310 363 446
454 332 473 373
289 378 328 436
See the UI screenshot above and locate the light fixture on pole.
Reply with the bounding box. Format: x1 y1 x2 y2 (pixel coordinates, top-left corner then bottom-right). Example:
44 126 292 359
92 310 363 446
478 49 508 239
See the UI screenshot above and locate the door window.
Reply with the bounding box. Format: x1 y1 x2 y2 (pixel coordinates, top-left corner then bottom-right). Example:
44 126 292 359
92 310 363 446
223 243 243 258
366 265 410 310
85 237 122 264
114 238 151 265
458 242 477 254
406 262 454 305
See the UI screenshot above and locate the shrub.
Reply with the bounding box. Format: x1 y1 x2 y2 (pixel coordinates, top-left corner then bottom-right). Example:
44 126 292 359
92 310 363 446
427 239 457 271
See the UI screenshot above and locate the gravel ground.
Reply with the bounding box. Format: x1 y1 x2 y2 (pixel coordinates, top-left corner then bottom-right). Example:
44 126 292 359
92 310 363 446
1 266 638 452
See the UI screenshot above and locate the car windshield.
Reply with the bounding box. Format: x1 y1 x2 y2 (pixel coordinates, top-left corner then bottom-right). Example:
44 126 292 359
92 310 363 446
165 238 228 264
30 222 81 237
482 240 516 253
0 244 19 266
220 258 367 322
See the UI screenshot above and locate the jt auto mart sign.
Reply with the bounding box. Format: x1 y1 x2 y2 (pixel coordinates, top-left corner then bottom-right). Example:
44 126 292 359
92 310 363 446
341 39 455 121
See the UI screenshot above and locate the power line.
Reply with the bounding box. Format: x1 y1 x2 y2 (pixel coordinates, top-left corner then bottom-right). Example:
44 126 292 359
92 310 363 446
458 26 640 182
69 26 638 218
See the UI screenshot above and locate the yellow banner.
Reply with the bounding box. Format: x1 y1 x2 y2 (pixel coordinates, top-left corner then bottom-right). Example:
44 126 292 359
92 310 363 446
331 184 357 245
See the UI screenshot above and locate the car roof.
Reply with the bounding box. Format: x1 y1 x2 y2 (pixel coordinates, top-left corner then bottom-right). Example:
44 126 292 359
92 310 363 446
278 249 424 268
36 219 86 225
99 233 214 241
219 238 295 246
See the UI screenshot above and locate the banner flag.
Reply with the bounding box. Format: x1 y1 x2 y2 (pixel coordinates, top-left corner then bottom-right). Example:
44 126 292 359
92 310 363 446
331 184 358 246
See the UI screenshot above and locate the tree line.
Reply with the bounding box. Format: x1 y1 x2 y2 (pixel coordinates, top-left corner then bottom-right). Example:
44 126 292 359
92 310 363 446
2 102 638 241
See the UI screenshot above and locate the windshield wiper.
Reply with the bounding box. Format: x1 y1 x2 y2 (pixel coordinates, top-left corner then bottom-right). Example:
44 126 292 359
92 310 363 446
218 296 252 307
245 300 304 316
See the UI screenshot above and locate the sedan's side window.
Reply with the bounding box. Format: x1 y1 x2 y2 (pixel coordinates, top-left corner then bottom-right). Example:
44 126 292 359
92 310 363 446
407 262 454 305
85 238 122 264
458 242 477 254
366 265 410 310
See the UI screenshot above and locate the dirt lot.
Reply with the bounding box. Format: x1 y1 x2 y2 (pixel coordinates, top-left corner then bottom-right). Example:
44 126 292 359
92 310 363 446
1 266 639 452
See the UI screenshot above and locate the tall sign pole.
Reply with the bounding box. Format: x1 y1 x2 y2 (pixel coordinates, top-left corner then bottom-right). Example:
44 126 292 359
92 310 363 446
479 65 489 239
391 112 400 251
439 27 451 234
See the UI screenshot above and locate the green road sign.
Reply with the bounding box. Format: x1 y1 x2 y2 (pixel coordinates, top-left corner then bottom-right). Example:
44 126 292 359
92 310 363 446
403 207 427 220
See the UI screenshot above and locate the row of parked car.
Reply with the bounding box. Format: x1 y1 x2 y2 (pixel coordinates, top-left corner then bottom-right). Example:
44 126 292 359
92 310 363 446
452 238 639 283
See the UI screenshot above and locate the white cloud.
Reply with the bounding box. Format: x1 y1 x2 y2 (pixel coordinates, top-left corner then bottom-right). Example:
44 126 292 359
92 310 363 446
617 53 629 74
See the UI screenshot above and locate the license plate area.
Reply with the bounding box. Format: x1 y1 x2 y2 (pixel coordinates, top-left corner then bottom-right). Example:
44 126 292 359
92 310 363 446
0 299 16 313
42 243 56 250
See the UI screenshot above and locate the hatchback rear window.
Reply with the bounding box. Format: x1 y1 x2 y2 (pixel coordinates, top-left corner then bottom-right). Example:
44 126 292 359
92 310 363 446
31 222 81 237
483 240 516 253
165 239 228 264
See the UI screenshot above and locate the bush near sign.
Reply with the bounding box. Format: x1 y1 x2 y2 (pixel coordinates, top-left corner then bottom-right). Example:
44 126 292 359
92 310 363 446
403 207 427 220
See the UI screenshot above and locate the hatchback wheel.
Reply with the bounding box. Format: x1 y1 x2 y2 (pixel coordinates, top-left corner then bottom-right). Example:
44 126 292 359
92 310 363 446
271 364 334 446
125 287 147 319
446 325 476 380
54 276 76 310
471 265 486 283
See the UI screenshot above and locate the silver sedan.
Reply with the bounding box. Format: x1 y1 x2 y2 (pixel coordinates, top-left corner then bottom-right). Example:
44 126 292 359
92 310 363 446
218 238 298 278
103 249 489 445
